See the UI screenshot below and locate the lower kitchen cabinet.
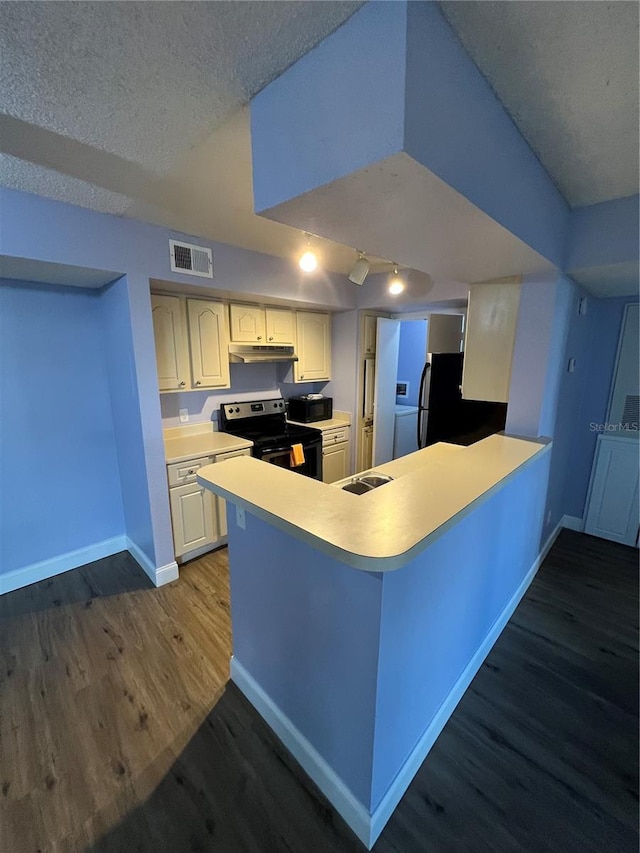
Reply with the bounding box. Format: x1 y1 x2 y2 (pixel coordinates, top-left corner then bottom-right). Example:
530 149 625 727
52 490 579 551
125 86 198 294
213 448 252 535
323 443 349 484
169 481 218 557
360 423 374 472
322 426 351 484
167 447 251 561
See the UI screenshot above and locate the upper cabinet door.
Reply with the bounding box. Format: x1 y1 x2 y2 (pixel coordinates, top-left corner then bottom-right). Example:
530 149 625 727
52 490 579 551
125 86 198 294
295 312 331 382
461 282 521 403
229 304 266 342
187 299 230 389
363 314 377 356
151 294 190 391
265 308 294 344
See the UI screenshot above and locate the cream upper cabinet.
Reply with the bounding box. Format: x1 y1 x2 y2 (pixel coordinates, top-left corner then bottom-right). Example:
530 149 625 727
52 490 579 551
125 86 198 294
230 304 266 342
295 311 331 382
462 282 521 403
265 308 294 344
363 315 378 356
187 299 230 389
151 294 190 391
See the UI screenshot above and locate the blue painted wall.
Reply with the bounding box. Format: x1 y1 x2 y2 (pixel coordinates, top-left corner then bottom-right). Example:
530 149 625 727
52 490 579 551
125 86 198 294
542 287 639 537
567 195 640 272
229 511 383 808
395 320 427 407
251 1 408 213
506 274 560 438
0 280 124 575
100 276 156 561
372 448 550 808
160 361 327 427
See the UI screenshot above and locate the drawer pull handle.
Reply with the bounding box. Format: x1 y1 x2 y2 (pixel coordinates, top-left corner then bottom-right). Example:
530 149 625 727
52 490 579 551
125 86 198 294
187 469 195 475
179 381 186 387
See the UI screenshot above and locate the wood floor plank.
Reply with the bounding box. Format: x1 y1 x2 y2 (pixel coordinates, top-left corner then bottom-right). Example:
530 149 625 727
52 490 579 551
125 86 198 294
1 530 637 852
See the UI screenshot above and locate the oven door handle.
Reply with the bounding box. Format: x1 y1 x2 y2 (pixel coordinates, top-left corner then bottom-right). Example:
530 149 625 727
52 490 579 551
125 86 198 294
263 445 295 455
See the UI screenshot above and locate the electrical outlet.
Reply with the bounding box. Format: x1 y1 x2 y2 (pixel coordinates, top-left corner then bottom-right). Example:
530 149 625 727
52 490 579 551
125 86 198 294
567 358 576 373
546 510 552 525
236 506 246 530
179 409 189 423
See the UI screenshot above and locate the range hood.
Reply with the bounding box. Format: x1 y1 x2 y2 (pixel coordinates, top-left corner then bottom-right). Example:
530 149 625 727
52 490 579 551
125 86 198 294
228 343 298 364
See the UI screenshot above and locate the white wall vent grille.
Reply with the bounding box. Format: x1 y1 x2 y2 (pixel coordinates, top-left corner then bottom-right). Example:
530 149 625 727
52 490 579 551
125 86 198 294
169 239 213 278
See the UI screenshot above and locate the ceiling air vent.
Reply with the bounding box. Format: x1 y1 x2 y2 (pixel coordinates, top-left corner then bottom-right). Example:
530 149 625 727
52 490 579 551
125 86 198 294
169 239 213 278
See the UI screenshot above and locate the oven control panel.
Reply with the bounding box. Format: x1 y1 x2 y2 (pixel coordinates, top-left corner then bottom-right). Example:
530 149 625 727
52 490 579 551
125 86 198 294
222 398 286 420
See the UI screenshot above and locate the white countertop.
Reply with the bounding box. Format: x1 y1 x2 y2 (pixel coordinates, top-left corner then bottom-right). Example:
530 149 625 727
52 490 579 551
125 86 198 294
287 410 351 432
164 427 253 464
197 434 550 571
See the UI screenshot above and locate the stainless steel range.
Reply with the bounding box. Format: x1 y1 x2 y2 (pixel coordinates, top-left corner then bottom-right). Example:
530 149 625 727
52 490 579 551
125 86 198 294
219 397 323 480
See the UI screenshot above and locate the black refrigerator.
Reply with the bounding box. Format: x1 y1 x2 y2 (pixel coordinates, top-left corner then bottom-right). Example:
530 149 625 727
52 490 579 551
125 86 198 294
417 352 507 449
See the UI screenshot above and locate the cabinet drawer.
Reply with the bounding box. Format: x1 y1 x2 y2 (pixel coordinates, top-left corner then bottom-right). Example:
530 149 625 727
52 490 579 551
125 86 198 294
214 448 252 463
322 427 350 447
167 456 212 487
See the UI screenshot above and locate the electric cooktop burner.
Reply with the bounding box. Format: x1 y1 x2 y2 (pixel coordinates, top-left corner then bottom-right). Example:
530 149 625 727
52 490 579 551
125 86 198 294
218 398 321 448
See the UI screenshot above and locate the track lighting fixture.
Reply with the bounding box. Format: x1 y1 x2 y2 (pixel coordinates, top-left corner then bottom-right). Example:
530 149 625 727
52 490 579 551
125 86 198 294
388 264 405 295
298 233 318 273
348 251 370 286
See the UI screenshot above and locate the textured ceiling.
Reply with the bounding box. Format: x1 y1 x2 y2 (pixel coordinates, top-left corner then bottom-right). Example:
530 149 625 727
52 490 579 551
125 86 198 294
1 1 362 174
439 0 639 206
0 0 368 272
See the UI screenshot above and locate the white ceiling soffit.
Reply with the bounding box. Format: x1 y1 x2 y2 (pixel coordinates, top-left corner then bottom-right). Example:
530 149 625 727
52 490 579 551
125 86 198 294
0 256 122 289
261 152 555 284
439 0 639 207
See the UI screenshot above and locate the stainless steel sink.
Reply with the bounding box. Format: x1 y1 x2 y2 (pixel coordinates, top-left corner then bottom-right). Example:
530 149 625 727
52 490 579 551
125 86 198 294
341 472 394 494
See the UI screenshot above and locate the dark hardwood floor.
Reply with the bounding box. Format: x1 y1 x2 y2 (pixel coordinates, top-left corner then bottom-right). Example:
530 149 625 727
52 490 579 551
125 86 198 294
1 530 637 853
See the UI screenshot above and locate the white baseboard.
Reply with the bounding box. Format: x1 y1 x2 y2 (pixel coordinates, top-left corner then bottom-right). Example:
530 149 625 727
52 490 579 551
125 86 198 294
231 657 373 848
0 535 127 595
126 538 179 587
232 528 559 849
561 514 584 532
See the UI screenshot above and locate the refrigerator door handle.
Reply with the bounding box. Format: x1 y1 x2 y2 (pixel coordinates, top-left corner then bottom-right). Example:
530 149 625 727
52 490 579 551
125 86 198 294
417 361 431 449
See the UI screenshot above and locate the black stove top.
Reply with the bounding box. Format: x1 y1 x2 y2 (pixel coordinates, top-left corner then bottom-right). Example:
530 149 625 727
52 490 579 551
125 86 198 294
219 398 321 449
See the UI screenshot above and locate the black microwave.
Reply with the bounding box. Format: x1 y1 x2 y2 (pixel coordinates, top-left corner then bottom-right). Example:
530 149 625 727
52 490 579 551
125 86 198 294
287 395 333 423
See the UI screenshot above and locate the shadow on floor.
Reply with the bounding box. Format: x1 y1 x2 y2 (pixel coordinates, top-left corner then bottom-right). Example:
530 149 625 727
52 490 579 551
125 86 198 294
89 680 364 853
0 551 153 619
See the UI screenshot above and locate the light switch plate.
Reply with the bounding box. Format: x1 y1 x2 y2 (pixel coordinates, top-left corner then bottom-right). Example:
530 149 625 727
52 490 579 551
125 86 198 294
179 409 189 423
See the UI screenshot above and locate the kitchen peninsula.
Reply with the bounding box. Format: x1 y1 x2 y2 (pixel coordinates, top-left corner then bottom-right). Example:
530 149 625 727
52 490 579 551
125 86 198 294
198 434 552 848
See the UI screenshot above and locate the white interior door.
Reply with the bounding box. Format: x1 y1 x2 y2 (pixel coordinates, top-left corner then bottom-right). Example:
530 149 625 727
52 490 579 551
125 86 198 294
373 318 400 467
